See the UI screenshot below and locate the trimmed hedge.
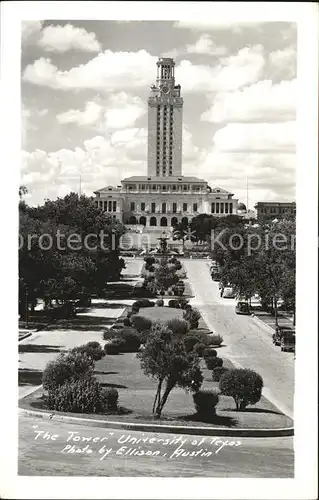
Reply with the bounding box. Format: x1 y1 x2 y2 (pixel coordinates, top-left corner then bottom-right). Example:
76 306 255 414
208 334 224 346
42 352 94 392
130 315 152 333
46 377 106 413
219 368 264 410
166 318 190 336
205 356 223 370
212 367 229 382
104 342 121 355
203 347 217 358
71 342 104 361
193 390 219 417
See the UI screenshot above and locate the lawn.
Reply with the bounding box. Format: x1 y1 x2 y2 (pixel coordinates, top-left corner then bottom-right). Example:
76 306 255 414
138 306 183 322
21 350 293 430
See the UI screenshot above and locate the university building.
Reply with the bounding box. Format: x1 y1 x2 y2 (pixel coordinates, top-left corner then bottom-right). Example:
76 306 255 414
94 57 239 229
254 201 296 221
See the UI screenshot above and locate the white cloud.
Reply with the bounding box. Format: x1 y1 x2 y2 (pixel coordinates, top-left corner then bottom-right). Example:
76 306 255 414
174 21 261 32
56 93 146 131
21 21 43 42
201 79 296 123
186 35 228 56
23 50 157 91
23 46 264 93
21 105 49 148
212 122 296 152
268 47 296 79
177 45 265 92
38 23 102 53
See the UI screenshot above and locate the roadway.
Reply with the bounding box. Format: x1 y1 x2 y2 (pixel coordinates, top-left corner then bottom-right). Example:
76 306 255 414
182 259 295 419
18 412 293 477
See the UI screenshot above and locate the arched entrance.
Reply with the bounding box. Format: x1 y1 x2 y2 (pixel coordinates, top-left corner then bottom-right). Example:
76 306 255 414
181 217 188 225
139 216 146 226
128 215 137 225
160 217 168 227
150 216 157 226
171 217 178 227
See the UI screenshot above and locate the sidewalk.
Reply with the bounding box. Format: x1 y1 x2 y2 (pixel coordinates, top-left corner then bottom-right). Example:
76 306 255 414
251 310 294 333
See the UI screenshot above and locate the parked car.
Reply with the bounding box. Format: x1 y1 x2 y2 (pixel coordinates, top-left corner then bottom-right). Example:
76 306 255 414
221 286 236 298
211 271 221 281
235 301 250 315
272 326 295 346
281 331 296 352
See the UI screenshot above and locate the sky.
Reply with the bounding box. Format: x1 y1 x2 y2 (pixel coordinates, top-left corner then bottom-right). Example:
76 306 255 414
21 19 297 208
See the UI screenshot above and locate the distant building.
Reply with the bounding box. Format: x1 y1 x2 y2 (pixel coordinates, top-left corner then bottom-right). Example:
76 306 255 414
254 201 296 220
94 57 238 229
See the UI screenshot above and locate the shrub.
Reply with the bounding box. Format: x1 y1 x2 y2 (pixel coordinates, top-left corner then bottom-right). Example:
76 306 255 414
103 387 119 412
203 347 217 358
126 310 133 319
118 328 141 352
156 299 164 307
174 262 182 271
42 352 93 392
123 317 131 327
193 342 206 357
131 315 152 333
168 299 180 308
71 342 104 361
166 318 190 336
131 305 140 315
219 368 264 410
208 334 224 346
177 298 190 309
46 377 106 413
183 307 201 329
144 256 155 266
104 341 121 355
205 356 223 370
147 265 155 273
184 335 201 353
193 390 219 417
134 299 155 309
212 367 229 382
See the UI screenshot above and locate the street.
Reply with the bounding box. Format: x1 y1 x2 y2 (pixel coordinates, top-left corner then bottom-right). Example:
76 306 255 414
18 413 293 477
183 259 295 419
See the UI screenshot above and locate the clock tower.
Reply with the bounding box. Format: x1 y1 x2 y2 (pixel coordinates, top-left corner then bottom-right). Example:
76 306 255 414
147 57 183 177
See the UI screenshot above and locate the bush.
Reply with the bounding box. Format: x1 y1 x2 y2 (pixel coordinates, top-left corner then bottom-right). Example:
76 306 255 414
103 387 119 412
131 305 140 315
177 298 190 309
193 342 206 357
219 368 264 410
174 262 182 271
117 328 141 352
42 352 93 392
166 318 190 336
130 315 152 333
104 341 122 355
144 256 155 266
212 367 229 382
203 347 217 358
156 299 164 307
46 377 106 413
184 335 201 353
126 310 133 319
123 317 131 327
71 342 104 361
147 265 155 273
205 356 223 370
183 307 201 329
193 390 219 417
208 334 224 346
133 299 155 309
168 299 180 308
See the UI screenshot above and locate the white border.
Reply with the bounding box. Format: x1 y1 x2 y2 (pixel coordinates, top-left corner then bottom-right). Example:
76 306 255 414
0 2 318 499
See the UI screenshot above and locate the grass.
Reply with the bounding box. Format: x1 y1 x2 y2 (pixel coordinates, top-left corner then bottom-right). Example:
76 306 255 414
138 306 183 322
21 350 293 430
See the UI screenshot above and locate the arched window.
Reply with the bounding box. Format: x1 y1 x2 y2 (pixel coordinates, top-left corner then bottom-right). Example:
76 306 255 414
150 216 157 226
160 217 168 227
139 216 146 226
171 217 178 227
181 217 188 225
128 216 137 225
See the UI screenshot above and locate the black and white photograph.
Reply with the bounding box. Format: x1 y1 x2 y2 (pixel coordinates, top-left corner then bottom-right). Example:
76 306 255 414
0 1 318 499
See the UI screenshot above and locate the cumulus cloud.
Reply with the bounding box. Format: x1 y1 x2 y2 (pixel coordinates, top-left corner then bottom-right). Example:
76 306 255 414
21 105 49 148
268 47 297 79
38 23 102 53
186 35 228 56
177 45 265 92
56 93 146 131
22 46 264 93
212 122 296 152
201 79 296 123
21 21 43 42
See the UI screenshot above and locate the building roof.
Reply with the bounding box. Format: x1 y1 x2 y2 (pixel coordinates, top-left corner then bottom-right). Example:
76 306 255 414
254 201 296 206
93 185 120 194
238 202 247 210
122 175 207 183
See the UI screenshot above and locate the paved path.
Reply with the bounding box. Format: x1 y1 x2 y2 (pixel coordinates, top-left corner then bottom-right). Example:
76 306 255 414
18 260 143 400
182 260 295 419
18 413 293 477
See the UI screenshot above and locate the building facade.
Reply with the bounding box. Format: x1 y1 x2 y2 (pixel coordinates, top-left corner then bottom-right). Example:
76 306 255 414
254 201 296 221
94 57 238 228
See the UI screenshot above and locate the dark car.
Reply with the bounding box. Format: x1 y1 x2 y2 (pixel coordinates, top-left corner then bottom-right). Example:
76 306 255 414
235 301 250 315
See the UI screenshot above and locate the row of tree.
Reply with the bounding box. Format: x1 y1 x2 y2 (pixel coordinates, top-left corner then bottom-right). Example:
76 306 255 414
19 189 126 319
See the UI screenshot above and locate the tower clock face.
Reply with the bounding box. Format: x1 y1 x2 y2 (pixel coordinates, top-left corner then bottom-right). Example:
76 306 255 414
161 85 170 95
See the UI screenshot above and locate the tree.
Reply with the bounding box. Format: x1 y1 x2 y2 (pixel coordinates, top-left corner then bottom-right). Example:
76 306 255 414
172 220 191 251
137 323 203 418
153 261 179 296
219 368 263 410
19 185 28 199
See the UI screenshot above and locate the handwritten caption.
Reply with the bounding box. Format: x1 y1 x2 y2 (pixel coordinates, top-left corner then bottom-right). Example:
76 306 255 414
32 425 241 460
